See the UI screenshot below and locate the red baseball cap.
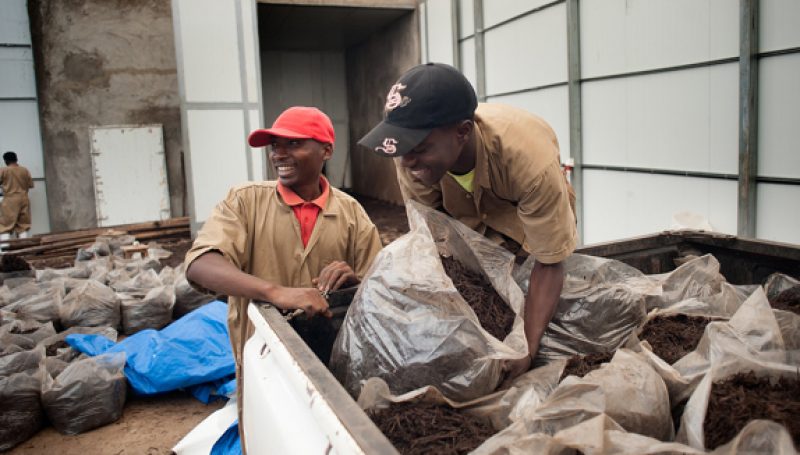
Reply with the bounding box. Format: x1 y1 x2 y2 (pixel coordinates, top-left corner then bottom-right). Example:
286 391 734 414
248 106 335 147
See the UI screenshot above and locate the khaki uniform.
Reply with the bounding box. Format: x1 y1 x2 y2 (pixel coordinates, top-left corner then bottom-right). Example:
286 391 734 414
185 180 382 448
0 165 34 234
396 103 577 264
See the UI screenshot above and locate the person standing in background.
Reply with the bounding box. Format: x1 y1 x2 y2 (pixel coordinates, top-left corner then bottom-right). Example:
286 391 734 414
0 151 35 243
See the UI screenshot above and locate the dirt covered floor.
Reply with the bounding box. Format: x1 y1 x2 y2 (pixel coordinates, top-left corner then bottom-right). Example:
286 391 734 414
9 392 225 454
352 194 409 245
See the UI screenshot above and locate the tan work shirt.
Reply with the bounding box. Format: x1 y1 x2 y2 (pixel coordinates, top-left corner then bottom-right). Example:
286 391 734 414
0 165 33 196
396 103 577 264
185 180 383 365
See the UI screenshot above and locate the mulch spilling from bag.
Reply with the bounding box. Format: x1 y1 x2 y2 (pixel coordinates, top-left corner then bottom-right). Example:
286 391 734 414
441 255 515 340
1 255 31 273
769 285 800 315
640 314 713 364
45 340 69 357
559 352 614 381
369 401 495 455
704 370 800 450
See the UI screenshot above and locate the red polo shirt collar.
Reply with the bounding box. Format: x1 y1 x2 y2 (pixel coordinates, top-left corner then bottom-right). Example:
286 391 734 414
277 177 330 247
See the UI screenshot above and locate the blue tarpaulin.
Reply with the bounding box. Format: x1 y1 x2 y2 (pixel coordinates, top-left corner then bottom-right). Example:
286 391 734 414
67 301 235 398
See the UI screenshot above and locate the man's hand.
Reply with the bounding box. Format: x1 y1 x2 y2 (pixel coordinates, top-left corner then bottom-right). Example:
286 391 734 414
269 285 332 318
313 260 359 293
499 356 532 388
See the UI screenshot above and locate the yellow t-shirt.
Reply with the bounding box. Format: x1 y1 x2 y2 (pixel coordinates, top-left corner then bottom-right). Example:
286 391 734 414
447 169 475 193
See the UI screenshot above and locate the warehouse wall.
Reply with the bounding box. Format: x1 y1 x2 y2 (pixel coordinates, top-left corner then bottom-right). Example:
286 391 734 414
28 0 185 232
346 12 419 205
420 0 800 246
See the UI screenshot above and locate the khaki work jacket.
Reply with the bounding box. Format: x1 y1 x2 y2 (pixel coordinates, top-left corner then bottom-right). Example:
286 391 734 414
396 103 577 264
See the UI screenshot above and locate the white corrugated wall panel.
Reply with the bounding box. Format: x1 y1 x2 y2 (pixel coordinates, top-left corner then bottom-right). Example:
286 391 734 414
249 109 265 181
0 101 45 179
28 182 50 236
186 110 249 222
582 63 738 174
484 3 567 95
758 54 800 179
458 0 474 38
582 170 737 244
241 0 260 104
483 0 554 29
760 0 800 52
487 86 570 162
756 184 800 245
580 0 738 78
425 0 455 66
0 0 30 44
459 38 477 91
177 0 242 103
0 48 36 99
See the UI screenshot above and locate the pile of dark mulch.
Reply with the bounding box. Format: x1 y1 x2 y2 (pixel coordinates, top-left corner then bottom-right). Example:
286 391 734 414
45 340 69 357
769 285 800 315
158 239 194 269
559 352 614 381
27 256 74 270
704 370 800 450
1 255 31 273
640 314 714 364
351 193 409 246
440 255 515 340
369 401 496 455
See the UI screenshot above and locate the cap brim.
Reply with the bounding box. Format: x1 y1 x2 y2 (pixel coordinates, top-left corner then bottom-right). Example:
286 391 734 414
248 128 313 147
357 121 431 157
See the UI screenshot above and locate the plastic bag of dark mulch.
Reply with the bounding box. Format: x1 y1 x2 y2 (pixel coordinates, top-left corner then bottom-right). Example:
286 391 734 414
38 326 118 363
41 352 127 435
158 266 178 286
0 319 56 350
113 256 163 274
331 201 528 402
3 285 65 324
0 347 45 451
121 285 175 335
514 254 652 362
763 272 799 301
76 239 112 261
59 280 120 329
174 266 215 318
110 268 162 293
37 265 92 282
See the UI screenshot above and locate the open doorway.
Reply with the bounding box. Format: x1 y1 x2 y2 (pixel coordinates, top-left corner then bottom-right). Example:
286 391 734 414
257 2 417 204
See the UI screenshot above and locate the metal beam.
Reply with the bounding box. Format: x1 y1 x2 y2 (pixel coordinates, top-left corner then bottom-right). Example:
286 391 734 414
737 0 759 238
473 0 486 101
567 0 584 243
450 0 460 70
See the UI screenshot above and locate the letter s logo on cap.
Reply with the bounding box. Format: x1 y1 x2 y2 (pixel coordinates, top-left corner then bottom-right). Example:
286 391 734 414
385 83 410 111
376 138 398 155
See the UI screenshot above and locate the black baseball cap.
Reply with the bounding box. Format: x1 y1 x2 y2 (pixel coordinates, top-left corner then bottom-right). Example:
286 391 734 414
358 63 478 157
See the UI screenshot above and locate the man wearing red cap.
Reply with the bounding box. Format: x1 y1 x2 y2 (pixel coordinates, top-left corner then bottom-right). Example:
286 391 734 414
185 107 383 438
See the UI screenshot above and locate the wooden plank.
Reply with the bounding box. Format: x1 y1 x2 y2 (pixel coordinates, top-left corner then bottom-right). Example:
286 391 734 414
737 0 759 237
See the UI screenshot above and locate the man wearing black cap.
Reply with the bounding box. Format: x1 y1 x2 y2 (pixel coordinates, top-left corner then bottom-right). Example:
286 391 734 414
359 63 577 383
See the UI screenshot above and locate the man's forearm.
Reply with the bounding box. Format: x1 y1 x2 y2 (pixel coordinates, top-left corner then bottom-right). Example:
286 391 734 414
185 251 276 302
523 261 565 359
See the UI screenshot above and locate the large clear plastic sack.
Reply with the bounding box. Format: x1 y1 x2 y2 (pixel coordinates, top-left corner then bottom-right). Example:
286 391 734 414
174 265 216 319
478 349 672 454
37 326 118 363
99 234 136 256
677 355 798 452
158 265 178 286
112 255 163 274
672 288 791 404
709 420 797 455
763 272 799 301
0 347 45 451
3 284 64 325
76 257 113 284
36 265 92 282
646 254 726 310
533 254 651 361
76 239 112 261
120 285 175 335
59 280 120 329
110 268 162 293
0 320 56 350
331 201 528 402
41 352 127 435
1 275 35 289
473 414 703 455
